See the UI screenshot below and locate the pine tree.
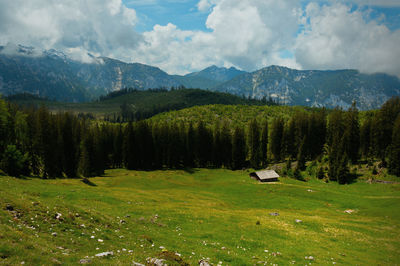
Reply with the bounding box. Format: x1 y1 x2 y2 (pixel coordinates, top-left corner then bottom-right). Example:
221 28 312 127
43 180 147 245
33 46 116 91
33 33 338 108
337 153 350 184
372 97 400 163
388 115 400 176
296 136 306 171
123 122 135 170
343 102 360 164
270 117 284 162
232 126 246 170
360 115 372 159
260 120 269 167
248 118 260 169
79 129 94 177
220 120 232 168
61 113 78 178
185 122 195 168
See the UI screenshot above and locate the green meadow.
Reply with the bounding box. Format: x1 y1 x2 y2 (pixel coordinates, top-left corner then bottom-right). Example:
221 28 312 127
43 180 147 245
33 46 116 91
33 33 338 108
1 169 399 265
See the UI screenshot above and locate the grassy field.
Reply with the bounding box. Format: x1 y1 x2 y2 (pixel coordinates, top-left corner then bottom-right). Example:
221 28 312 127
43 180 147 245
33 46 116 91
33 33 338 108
1 169 399 265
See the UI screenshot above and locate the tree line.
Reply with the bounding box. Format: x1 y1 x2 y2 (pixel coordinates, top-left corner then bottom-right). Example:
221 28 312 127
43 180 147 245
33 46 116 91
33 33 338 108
0 96 400 183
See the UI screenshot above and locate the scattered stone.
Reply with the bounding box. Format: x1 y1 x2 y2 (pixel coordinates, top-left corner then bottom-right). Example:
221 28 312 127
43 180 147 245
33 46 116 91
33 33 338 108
52 258 62 264
295 219 302 223
90 236 95 239
125 214 131 218
132 261 145 266
5 204 14 211
307 189 313 192
305 256 314 260
95 251 113 257
264 250 268 253
344 209 354 214
146 257 167 266
75 213 80 217
199 259 211 266
79 259 91 264
120 220 126 224
269 212 279 216
51 232 57 237
55 213 62 220
159 246 165 250
98 239 103 242
221 246 226 250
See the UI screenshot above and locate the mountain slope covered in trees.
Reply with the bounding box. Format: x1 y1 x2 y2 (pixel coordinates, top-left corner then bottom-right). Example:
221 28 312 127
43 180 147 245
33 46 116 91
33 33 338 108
7 88 273 121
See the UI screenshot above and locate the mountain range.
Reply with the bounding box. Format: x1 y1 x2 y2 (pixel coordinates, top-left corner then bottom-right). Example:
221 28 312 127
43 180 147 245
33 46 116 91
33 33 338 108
1 45 399 109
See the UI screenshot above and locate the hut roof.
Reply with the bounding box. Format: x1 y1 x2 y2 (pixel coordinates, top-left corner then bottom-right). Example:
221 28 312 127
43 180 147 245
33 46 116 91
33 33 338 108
253 170 279 181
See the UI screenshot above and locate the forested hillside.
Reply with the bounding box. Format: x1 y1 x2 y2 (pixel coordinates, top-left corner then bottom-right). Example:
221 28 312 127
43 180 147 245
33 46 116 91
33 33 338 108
1 96 400 183
7 88 274 121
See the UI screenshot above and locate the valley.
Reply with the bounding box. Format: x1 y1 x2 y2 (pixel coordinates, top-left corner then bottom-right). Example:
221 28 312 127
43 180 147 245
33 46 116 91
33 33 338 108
1 169 399 265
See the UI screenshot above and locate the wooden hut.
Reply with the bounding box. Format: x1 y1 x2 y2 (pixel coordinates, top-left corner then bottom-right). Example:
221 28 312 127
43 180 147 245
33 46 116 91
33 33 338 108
250 170 279 182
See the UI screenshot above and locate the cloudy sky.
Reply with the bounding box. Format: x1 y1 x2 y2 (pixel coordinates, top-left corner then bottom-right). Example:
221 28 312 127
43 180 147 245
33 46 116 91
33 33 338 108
0 0 399 76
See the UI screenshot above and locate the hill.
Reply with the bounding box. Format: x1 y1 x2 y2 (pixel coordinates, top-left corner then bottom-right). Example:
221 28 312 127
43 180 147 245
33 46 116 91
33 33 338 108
1 169 399 265
214 65 400 110
7 89 272 120
149 104 314 128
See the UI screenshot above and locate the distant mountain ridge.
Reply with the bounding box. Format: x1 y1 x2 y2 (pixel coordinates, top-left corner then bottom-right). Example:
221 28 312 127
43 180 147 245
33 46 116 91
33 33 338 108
1 45 400 109
0 45 181 101
214 65 400 110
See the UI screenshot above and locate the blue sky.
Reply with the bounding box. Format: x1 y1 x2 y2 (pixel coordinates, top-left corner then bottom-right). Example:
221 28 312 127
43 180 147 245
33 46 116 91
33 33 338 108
125 0 400 33
125 0 211 32
0 0 399 76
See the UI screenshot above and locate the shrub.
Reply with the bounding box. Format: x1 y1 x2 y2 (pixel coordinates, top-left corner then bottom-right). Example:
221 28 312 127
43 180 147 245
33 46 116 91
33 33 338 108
0 145 27 177
317 166 325 179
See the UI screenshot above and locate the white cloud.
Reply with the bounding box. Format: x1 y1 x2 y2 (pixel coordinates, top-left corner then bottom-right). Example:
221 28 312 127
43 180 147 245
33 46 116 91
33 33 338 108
131 0 302 74
295 3 400 76
0 0 399 77
0 0 141 62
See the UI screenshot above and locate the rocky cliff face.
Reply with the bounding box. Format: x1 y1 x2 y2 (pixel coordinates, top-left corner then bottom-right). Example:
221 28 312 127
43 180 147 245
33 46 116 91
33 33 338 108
214 65 400 110
0 45 180 101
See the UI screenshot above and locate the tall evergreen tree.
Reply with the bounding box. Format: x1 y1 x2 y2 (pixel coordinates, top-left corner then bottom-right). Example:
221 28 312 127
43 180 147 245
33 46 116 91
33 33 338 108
388 115 400 176
248 118 261 169
360 115 373 159
61 113 78 178
372 97 400 163
220 120 232 168
270 117 284 162
260 120 269 167
123 122 135 170
185 122 195 168
232 126 246 170
343 102 360 164
296 136 307 171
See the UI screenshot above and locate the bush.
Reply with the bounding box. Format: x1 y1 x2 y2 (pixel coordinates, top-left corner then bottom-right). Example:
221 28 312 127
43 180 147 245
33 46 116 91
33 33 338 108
0 145 27 177
317 166 325 179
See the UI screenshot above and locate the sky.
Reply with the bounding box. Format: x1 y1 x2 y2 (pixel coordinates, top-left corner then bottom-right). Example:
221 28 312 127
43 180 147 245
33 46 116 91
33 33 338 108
0 0 399 76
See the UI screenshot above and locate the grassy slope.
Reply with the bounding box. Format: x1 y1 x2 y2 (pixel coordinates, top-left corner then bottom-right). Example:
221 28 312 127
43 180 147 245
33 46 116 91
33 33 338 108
1 169 399 265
